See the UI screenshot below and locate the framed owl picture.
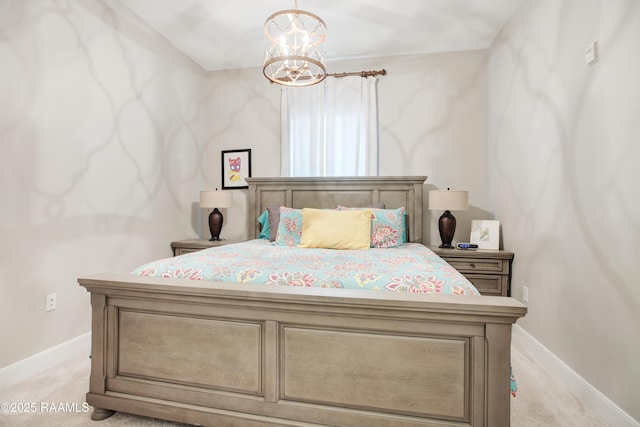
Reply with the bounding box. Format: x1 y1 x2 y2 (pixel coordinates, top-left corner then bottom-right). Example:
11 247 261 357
221 149 252 189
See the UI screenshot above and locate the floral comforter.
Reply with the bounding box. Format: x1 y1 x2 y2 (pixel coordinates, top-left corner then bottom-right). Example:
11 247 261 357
132 240 479 296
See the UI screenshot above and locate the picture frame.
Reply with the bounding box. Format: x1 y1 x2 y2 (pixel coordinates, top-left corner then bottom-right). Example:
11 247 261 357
221 149 251 189
470 220 500 250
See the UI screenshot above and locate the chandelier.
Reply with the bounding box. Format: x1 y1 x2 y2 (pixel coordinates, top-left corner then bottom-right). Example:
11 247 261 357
263 1 327 87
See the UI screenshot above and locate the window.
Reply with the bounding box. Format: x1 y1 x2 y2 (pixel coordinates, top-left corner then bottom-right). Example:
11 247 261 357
281 76 379 177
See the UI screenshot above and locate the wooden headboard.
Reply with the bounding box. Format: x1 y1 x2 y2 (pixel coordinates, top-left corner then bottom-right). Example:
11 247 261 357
246 176 427 243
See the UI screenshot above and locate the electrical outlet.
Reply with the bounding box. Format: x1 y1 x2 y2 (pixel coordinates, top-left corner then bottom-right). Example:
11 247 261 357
522 286 529 303
46 293 57 312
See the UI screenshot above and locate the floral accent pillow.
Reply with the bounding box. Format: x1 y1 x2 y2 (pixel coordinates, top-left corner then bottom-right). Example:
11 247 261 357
274 207 303 246
337 206 406 248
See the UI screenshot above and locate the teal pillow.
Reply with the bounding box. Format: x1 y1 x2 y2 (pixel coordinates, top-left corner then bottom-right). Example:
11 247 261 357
257 210 270 239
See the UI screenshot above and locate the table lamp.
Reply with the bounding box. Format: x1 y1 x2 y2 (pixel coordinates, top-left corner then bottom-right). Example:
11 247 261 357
429 189 469 248
200 189 233 241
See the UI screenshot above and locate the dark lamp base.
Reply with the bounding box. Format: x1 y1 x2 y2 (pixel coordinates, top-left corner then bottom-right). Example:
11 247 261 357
208 208 224 241
438 210 457 249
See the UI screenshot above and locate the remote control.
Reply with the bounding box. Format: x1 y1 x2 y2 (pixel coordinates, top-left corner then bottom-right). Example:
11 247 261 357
457 243 478 249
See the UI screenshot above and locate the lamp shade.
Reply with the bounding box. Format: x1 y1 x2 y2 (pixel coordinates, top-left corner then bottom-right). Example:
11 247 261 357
428 190 469 211
199 190 233 209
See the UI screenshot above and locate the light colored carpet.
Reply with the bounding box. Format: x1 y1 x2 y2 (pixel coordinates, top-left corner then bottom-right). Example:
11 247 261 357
0 337 610 427
510 340 610 426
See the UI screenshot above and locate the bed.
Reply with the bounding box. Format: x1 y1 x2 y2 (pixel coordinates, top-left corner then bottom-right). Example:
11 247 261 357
79 176 526 426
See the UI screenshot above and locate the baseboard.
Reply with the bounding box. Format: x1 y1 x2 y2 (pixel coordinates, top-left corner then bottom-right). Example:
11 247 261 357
512 324 639 427
0 332 91 390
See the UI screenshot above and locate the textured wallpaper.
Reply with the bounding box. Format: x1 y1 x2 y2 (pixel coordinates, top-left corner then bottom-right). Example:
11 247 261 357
489 0 640 420
0 0 206 367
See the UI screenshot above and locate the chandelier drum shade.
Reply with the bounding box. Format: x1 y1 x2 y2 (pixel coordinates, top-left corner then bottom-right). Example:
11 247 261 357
263 1 327 87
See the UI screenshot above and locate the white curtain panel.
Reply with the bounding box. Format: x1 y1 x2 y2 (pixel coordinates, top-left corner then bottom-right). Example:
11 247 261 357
281 76 379 177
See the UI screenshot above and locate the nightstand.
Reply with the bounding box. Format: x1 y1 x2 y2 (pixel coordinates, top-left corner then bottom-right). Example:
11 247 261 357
170 239 242 256
430 247 514 296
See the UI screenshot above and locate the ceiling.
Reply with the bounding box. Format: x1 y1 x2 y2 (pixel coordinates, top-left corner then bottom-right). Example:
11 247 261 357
120 0 525 72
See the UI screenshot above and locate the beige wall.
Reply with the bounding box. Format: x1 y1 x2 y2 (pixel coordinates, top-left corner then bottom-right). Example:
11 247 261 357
489 0 640 420
0 0 206 367
207 52 490 246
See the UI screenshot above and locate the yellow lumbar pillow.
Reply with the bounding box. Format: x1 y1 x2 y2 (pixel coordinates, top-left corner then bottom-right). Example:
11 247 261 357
299 208 372 250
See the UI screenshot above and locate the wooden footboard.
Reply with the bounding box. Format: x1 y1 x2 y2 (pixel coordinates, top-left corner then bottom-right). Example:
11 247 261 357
80 274 526 426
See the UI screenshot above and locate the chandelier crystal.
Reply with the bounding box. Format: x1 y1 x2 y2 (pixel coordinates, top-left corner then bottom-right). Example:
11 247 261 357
263 1 327 87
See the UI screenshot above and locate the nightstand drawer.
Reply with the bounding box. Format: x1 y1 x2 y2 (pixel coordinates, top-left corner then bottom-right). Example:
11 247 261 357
465 274 504 295
429 246 514 297
171 239 243 256
446 258 504 273
173 247 201 256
